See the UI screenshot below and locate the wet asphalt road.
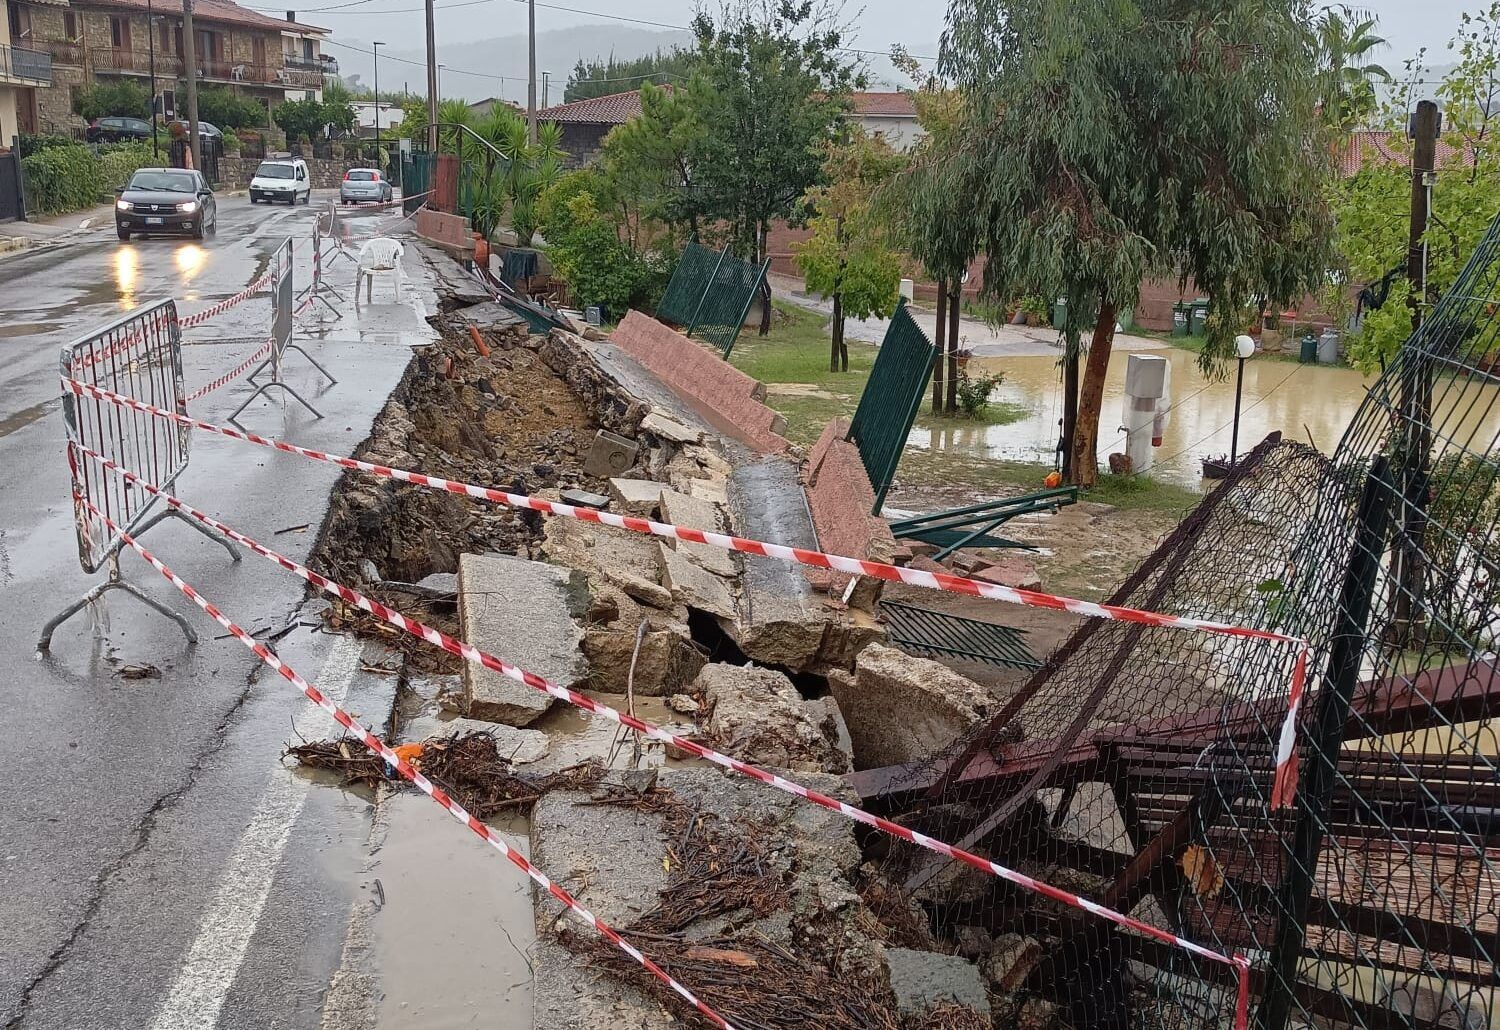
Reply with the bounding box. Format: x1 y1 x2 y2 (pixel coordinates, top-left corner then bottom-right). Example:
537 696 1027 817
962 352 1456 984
0 192 435 1029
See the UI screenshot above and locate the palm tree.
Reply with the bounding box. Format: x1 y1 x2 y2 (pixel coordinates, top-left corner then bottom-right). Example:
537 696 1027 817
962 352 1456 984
1316 5 1393 129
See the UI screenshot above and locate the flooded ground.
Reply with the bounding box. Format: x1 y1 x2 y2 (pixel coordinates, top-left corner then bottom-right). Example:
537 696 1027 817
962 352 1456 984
951 346 1382 488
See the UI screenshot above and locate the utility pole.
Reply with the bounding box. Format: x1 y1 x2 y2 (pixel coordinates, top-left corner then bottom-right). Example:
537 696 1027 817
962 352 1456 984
541 69 549 109
423 0 438 151
146 0 158 158
372 41 384 143
526 0 536 143
1391 98 1441 642
182 0 200 171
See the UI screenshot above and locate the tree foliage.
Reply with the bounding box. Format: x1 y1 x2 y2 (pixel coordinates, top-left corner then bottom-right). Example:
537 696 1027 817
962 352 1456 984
73 81 150 121
1332 2 1500 371
1315 5 1393 129
599 82 705 241
196 87 267 130
565 49 696 101
939 0 1334 485
272 96 355 140
794 129 904 370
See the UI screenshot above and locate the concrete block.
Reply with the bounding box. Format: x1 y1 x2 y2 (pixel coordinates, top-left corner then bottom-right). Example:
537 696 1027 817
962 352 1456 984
886 947 991 1021
829 643 998 769
659 488 736 577
583 430 640 479
458 553 589 725
581 622 707 696
640 409 703 445
696 664 851 774
607 477 663 516
656 541 735 619
560 488 610 510
685 478 729 505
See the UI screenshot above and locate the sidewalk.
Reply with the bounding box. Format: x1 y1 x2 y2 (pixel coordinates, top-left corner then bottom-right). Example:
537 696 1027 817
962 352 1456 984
0 201 117 253
767 271 1169 359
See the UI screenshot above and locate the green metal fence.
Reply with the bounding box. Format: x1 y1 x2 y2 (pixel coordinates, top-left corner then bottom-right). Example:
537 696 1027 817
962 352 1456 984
655 242 769 358
845 299 937 514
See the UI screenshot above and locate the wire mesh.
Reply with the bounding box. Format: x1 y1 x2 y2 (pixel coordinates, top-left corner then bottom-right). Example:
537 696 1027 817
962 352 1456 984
657 240 721 326
60 299 187 573
846 214 1500 1030
689 252 767 359
846 299 937 513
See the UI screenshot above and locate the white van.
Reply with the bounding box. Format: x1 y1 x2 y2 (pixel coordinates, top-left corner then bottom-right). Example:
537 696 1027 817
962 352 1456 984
249 157 311 205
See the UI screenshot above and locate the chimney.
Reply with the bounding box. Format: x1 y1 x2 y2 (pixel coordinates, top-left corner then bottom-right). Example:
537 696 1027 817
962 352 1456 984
286 10 296 21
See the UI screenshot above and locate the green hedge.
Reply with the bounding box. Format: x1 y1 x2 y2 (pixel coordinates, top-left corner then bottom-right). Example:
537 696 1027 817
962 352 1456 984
22 143 156 216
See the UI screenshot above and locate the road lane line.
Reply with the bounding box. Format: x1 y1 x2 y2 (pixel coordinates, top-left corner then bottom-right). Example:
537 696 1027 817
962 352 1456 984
146 634 364 1030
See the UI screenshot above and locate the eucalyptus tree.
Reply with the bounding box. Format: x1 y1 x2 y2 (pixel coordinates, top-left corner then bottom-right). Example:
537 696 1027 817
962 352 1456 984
941 0 1334 486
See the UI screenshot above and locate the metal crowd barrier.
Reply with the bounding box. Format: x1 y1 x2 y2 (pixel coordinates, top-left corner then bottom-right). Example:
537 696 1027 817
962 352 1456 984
39 299 241 650
231 237 335 426
298 214 345 319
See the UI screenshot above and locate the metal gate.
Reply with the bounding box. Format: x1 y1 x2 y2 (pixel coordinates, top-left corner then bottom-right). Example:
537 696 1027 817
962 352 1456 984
845 299 937 513
0 149 25 221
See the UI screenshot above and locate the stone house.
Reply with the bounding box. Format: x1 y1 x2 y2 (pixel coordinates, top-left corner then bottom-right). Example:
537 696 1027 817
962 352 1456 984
535 89 648 168
1 0 53 142
9 0 329 134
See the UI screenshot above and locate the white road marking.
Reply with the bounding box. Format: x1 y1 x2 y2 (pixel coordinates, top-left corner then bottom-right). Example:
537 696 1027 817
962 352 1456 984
146 634 365 1030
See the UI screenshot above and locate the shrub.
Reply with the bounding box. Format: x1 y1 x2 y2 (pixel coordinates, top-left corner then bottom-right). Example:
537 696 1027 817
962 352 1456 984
73 81 150 121
22 142 154 215
547 193 644 316
954 370 1005 418
18 133 79 158
197 87 268 131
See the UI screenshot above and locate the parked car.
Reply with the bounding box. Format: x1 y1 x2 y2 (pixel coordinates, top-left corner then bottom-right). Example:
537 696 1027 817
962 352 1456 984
89 116 153 143
249 157 311 205
115 167 217 240
196 120 223 140
340 167 391 205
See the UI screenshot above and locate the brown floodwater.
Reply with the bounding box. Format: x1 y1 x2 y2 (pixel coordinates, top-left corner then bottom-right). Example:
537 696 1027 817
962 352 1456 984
952 347 1500 489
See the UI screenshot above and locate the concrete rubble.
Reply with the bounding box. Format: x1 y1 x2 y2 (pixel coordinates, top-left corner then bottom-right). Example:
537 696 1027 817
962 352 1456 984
695 663 852 774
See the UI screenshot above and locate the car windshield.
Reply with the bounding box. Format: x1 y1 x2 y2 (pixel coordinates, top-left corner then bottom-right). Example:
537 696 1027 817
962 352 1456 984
347 170 377 181
128 170 197 193
256 163 296 179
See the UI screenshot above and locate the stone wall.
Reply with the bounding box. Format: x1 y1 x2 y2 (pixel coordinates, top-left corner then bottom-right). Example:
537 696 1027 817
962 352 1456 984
609 310 790 455
216 155 353 189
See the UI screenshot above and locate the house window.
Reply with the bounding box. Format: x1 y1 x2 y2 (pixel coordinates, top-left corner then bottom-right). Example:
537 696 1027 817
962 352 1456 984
302 38 313 59
64 10 78 39
110 16 130 49
9 4 31 41
252 35 265 68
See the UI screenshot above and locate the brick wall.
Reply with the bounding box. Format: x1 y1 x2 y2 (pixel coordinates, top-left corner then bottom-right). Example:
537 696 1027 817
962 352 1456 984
801 417 898 593
609 310 790 454
414 207 474 254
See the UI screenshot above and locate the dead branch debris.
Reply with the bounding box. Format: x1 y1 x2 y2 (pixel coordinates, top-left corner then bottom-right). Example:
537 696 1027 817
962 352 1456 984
911 1001 991 1030
283 730 604 817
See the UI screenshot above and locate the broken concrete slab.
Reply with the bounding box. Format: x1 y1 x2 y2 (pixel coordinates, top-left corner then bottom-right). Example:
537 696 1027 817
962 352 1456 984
640 409 703 445
401 714 551 765
972 555 1043 591
581 621 706 696
696 663 851 774
886 947 991 1021
828 643 999 769
583 430 640 479
607 478 664 517
685 478 728 505
560 488 610 510
657 541 735 619
658 488 736 577
458 553 589 725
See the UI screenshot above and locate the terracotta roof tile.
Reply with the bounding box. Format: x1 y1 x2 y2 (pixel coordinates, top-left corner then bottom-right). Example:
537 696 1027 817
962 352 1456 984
1337 130 1476 177
537 89 650 125
849 91 916 117
76 0 327 35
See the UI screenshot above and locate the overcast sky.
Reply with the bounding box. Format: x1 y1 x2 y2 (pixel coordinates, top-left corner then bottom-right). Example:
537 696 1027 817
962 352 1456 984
262 0 1477 96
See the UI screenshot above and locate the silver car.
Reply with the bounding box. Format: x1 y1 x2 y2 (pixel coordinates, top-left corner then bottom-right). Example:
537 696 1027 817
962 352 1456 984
340 168 392 205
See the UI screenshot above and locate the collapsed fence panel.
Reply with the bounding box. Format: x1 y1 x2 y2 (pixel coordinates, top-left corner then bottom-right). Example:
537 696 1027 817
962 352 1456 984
656 240 721 326
845 299 937 514
655 242 769 359
860 214 1500 1030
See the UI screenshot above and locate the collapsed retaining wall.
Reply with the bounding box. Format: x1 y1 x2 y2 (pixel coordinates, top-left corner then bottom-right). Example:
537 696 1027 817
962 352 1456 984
609 310 790 454
802 418 902 594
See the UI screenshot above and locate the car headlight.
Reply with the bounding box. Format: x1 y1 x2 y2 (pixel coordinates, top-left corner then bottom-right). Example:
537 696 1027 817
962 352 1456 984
178 200 197 213
116 200 133 211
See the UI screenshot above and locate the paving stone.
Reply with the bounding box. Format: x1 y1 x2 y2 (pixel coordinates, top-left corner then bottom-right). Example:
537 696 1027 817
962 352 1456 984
608 478 664 517
972 555 1043 591
659 488 736 576
656 541 735 619
640 409 703 444
458 553 589 725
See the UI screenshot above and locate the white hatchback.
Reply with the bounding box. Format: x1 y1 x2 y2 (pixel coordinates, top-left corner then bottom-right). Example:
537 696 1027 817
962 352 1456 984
249 157 311 205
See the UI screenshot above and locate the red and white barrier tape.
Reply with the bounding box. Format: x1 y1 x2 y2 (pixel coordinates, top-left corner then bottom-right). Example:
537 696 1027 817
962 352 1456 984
73 272 277 372
184 338 274 403
74 488 739 1030
78 444 1256 1021
61 376 1311 807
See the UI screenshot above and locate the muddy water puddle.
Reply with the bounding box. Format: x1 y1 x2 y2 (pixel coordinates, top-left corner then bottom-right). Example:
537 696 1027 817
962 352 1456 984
947 347 1500 489
372 798 535 1030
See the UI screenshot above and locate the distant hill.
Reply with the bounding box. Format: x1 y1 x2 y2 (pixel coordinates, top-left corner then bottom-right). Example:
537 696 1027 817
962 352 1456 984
337 25 693 105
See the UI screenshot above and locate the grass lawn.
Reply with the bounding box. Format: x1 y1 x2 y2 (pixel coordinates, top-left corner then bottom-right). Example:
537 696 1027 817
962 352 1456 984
728 302 1027 448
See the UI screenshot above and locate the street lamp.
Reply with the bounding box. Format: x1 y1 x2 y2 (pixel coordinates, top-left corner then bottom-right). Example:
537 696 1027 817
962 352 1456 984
372 41 384 145
1229 334 1256 468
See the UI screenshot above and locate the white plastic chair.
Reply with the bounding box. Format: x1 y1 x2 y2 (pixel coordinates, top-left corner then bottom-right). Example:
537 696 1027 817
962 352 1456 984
356 237 405 305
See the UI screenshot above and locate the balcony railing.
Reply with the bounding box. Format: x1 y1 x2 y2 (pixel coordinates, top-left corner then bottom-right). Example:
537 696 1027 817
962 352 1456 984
91 46 183 76
283 52 321 70
0 43 53 85
27 38 83 66
195 57 277 84
279 62 322 87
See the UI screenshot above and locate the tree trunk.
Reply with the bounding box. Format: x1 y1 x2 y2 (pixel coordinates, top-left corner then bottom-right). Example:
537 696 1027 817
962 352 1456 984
932 276 948 414
1061 336 1079 481
1069 298 1119 488
757 221 772 336
945 280 961 413
831 292 845 372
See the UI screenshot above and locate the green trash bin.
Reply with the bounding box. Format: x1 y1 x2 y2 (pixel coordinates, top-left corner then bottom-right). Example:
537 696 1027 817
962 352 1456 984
1189 298 1210 337
1299 332 1318 363
1051 297 1068 328
1171 302 1189 337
